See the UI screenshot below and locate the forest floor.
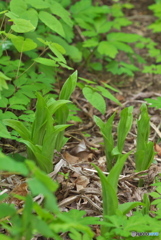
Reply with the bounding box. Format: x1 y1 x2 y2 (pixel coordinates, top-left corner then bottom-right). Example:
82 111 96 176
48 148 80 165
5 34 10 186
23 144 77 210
1 1 161 239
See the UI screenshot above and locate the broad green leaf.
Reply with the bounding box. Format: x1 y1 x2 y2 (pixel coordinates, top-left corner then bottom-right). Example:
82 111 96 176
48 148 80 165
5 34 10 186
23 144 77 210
97 41 118 58
11 18 35 33
59 71 77 100
10 0 27 15
50 1 73 27
96 85 121 105
0 152 29 176
39 11 65 37
25 0 49 9
0 122 11 138
7 34 37 52
21 9 38 28
107 32 141 43
83 87 106 114
3 119 31 140
112 41 134 53
83 38 99 47
117 107 133 153
34 57 57 67
9 92 30 106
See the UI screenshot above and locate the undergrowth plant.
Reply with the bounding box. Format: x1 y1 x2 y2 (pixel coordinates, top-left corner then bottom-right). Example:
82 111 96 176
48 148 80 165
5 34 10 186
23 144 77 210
2 71 77 173
135 104 155 173
92 105 160 239
94 106 133 171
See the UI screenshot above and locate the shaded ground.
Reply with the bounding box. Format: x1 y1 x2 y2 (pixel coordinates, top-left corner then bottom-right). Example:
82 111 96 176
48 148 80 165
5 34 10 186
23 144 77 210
1 0 161 239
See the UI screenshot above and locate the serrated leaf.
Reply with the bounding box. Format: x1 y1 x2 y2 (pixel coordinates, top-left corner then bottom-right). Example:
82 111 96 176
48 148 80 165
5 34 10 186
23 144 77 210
107 32 141 43
50 1 73 27
39 11 65 37
83 87 106 114
96 85 121 105
97 41 118 58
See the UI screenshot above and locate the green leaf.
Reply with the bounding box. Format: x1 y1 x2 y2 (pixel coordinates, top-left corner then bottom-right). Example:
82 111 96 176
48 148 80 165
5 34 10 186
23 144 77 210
0 234 13 240
47 99 70 115
0 203 16 218
112 41 134 53
39 11 65 37
97 41 118 58
49 43 66 63
93 164 118 235
145 97 161 109
21 9 39 28
83 87 106 114
7 34 37 52
25 0 49 9
0 72 11 91
107 32 141 43
50 1 73 27
107 152 131 192
21 195 33 240
26 160 58 192
119 202 145 215
34 57 57 67
3 119 31 140
59 71 78 100
0 152 29 176
0 121 11 138
11 18 35 33
96 86 121 105
94 114 115 170
10 0 27 15
117 106 133 153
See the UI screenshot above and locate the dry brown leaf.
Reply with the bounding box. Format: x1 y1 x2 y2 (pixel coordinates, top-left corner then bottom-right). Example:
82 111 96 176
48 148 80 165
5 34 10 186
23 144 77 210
154 143 161 157
71 139 87 155
75 175 90 191
63 151 79 164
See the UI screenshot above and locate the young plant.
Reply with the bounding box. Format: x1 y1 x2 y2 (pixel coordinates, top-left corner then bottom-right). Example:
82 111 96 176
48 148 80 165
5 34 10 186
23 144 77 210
135 104 155 173
94 106 133 171
3 93 70 173
2 71 77 173
93 152 144 238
